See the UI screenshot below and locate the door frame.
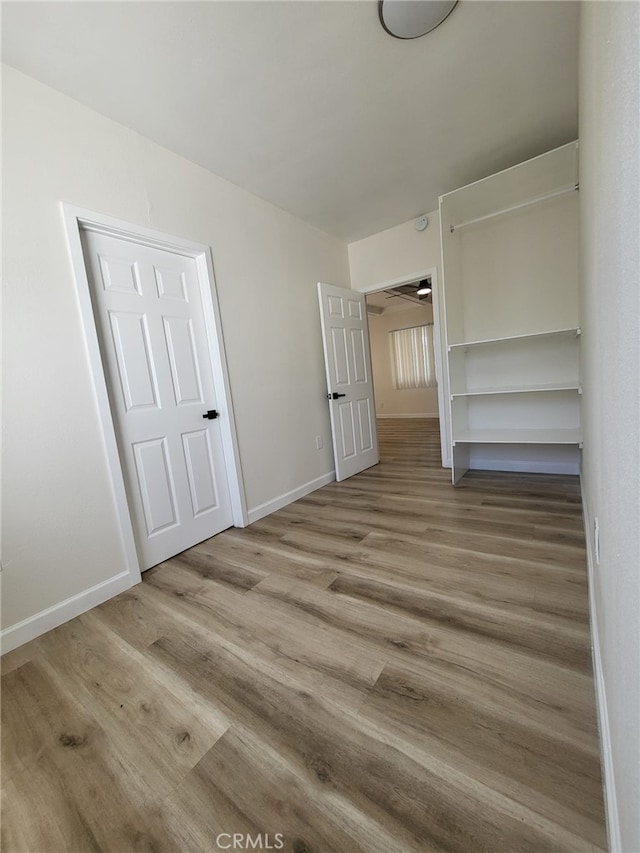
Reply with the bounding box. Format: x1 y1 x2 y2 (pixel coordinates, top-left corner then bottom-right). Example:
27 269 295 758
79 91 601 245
357 266 451 468
62 204 248 585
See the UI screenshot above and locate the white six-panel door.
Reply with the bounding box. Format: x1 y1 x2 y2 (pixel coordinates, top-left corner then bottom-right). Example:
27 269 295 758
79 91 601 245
81 230 233 569
318 283 379 481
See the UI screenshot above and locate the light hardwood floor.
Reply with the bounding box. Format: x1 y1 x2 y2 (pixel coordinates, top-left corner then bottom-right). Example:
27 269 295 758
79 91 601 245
1 419 606 852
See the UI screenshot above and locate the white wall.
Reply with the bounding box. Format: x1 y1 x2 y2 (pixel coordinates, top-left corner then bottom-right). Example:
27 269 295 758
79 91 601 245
1 67 350 642
348 213 441 291
579 4 640 852
367 303 439 417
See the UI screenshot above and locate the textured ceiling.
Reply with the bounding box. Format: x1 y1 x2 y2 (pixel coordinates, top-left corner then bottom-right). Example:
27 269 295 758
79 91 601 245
2 1 579 242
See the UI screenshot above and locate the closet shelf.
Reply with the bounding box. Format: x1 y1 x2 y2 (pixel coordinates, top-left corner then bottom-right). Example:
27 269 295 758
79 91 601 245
450 382 581 399
448 183 578 234
448 327 580 352
453 428 582 446
440 142 581 485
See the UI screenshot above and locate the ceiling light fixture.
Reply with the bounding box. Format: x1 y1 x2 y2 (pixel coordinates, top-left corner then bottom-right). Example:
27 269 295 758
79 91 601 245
378 0 458 40
417 279 432 296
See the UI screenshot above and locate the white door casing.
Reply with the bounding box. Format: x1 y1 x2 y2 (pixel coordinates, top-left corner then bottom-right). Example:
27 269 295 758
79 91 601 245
318 283 380 481
80 227 235 569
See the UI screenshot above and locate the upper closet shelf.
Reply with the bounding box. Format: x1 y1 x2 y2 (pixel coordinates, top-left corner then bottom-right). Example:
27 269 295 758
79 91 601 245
448 327 581 352
448 183 579 234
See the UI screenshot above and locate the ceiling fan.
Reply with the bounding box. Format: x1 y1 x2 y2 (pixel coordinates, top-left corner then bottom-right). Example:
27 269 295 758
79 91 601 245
384 278 432 304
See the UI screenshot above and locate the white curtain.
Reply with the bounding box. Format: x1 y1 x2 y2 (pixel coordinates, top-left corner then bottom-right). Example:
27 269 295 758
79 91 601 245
390 324 437 390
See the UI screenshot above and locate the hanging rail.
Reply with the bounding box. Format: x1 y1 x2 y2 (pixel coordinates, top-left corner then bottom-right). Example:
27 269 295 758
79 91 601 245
389 322 434 333
449 183 579 234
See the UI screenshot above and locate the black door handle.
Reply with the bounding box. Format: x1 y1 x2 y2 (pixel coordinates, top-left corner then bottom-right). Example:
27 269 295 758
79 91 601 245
202 410 219 419
327 392 346 400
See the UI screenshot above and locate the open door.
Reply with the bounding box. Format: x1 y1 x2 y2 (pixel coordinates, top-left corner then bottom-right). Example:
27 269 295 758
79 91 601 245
318 283 379 481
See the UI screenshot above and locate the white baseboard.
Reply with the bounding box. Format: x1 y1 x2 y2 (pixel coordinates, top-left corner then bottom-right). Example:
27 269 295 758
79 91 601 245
580 478 621 853
247 471 336 525
0 571 133 655
469 459 580 475
376 413 439 419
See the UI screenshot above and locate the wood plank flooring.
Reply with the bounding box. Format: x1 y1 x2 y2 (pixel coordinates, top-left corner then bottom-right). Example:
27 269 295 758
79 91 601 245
1 418 606 852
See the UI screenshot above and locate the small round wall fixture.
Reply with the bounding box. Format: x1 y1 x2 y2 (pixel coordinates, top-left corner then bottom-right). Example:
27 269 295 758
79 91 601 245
415 215 429 232
379 0 458 40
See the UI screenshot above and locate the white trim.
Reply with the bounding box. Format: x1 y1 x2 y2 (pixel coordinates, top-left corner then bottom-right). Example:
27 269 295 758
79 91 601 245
376 413 439 419
354 267 450 469
247 472 335 525
429 267 451 468
61 204 249 582
580 478 621 853
0 572 132 655
438 216 455 474
61 205 142 587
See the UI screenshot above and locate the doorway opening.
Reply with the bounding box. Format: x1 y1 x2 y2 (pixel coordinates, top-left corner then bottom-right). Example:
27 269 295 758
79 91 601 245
362 268 449 469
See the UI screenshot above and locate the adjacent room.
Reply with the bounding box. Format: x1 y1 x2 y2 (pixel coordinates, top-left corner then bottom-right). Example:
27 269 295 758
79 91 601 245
366 280 439 422
2 2 638 852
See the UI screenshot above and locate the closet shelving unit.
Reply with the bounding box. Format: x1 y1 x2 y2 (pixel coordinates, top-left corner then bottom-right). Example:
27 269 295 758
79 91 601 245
439 141 581 485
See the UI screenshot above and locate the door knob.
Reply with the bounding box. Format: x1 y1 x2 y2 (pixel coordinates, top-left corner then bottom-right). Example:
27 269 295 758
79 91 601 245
327 392 346 400
202 410 219 419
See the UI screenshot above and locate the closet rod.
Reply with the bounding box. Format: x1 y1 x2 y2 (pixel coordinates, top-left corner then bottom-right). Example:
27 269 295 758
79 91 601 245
449 183 579 234
389 322 434 333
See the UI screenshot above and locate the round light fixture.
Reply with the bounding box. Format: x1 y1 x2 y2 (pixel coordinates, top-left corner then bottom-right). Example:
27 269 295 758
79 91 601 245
417 279 432 296
379 0 458 40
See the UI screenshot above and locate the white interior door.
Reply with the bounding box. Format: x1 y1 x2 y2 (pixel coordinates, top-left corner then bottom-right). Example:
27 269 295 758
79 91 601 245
81 230 234 569
318 282 379 481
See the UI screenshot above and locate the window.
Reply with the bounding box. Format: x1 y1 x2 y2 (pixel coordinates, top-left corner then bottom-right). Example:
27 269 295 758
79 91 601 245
390 324 437 389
